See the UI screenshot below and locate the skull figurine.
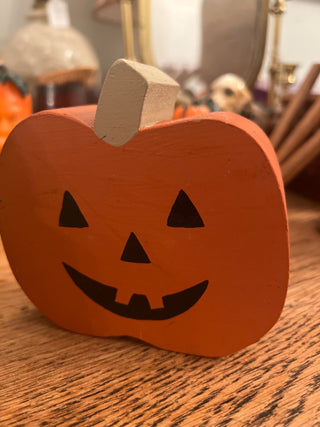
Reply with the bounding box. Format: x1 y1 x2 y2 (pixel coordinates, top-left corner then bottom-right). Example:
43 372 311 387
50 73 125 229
209 74 252 114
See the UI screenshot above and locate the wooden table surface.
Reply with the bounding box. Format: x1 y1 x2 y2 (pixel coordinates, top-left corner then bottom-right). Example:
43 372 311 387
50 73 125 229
1 192 319 427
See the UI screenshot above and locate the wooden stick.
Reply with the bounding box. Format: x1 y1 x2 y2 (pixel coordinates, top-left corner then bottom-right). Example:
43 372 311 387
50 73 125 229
137 0 154 65
270 63 320 149
281 128 320 185
94 59 179 146
277 95 320 163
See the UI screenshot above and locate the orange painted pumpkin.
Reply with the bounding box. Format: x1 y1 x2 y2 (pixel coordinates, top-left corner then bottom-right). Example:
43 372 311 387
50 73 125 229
173 105 210 120
0 66 32 151
0 61 289 357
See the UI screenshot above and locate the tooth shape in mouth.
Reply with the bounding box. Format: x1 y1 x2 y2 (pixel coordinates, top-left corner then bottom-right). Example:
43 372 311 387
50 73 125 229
63 263 208 320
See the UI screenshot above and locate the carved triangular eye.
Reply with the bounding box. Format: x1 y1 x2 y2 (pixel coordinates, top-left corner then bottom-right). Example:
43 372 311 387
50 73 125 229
167 190 204 228
59 191 88 228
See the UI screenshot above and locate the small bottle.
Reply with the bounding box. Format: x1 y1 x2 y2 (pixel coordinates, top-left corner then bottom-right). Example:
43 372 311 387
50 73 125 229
4 0 100 110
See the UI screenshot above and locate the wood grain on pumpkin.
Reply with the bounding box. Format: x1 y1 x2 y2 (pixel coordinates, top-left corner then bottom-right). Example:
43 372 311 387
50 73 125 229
0 192 319 426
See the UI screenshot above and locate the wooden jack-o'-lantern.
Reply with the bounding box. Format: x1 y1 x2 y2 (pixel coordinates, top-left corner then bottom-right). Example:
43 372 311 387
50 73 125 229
0 66 32 152
0 59 289 357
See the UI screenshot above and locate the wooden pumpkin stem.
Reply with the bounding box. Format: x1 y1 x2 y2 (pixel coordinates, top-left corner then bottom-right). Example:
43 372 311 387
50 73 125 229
94 59 179 146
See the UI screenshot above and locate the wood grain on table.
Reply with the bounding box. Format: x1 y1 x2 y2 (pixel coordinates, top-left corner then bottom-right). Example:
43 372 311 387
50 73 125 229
1 192 319 427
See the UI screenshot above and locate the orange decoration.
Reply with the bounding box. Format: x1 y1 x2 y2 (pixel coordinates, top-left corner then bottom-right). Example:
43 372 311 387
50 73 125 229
0 60 289 357
0 66 32 152
173 104 211 120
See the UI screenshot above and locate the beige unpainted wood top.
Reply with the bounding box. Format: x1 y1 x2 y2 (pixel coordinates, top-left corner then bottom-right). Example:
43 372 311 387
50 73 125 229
94 59 179 147
1 192 319 426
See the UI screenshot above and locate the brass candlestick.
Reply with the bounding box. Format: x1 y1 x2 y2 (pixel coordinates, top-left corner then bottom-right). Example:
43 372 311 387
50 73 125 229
120 0 154 64
137 0 154 65
268 0 297 110
120 0 136 61
268 0 286 109
280 63 298 87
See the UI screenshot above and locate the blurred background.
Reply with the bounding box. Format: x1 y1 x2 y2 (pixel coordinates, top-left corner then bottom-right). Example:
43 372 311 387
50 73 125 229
0 0 319 198
1 0 319 89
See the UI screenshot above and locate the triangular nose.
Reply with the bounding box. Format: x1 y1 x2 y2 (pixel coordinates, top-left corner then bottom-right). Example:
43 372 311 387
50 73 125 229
121 232 151 264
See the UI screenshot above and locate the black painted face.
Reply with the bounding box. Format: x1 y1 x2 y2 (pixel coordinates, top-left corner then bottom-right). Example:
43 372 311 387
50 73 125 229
60 190 208 320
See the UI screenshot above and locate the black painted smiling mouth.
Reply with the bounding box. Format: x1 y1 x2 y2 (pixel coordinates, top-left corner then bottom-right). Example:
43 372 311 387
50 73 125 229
63 263 208 320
